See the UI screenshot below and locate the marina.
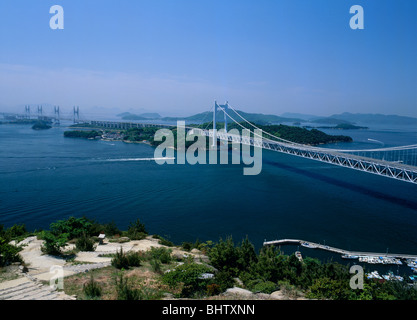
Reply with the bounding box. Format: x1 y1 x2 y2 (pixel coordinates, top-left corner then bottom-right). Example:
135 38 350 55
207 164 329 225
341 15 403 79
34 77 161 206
264 239 417 274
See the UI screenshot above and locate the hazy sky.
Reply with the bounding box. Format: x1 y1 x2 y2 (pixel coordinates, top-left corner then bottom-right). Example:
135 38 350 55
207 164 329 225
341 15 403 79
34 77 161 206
0 0 416 117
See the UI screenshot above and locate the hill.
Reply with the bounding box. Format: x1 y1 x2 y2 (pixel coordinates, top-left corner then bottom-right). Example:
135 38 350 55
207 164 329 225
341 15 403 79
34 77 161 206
329 112 417 125
310 117 352 125
161 110 303 125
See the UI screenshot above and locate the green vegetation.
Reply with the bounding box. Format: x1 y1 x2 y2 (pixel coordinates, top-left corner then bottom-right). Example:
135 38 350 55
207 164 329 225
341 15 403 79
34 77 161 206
314 123 369 130
3 218 417 300
65 119 352 147
212 122 353 145
0 224 28 267
83 275 102 299
111 247 142 270
204 237 417 300
126 219 148 240
64 130 101 139
162 261 214 298
31 121 52 130
75 233 96 252
160 109 303 125
115 272 141 300
37 216 145 256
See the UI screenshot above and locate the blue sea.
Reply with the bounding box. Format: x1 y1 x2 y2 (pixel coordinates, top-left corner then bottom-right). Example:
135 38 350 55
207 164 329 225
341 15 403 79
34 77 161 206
0 120 416 275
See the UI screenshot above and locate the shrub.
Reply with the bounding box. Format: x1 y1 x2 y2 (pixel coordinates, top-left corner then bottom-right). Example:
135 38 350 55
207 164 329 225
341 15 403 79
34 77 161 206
148 247 172 264
83 276 102 299
152 235 174 247
115 273 140 300
89 220 121 237
75 233 96 252
0 237 23 267
126 219 147 240
50 216 92 240
5 224 27 240
41 231 68 256
111 248 141 269
251 280 278 294
206 283 221 296
111 248 130 269
182 242 193 252
162 262 213 298
213 270 235 293
126 251 141 268
150 259 162 273
208 237 240 276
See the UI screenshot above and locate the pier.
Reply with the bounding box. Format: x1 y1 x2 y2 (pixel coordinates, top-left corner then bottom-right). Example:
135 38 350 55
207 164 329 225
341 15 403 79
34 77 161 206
263 239 417 260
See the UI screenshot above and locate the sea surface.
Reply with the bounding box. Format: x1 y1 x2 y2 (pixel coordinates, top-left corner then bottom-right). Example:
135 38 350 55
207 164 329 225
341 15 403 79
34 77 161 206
0 120 416 275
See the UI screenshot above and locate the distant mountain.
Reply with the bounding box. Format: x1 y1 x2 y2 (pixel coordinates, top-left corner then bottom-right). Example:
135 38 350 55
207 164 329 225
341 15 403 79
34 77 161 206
329 112 417 125
310 117 352 125
280 112 321 121
139 113 161 119
161 110 303 125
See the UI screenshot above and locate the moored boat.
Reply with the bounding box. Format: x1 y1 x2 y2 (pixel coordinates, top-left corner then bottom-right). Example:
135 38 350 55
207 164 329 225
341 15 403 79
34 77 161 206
341 255 359 260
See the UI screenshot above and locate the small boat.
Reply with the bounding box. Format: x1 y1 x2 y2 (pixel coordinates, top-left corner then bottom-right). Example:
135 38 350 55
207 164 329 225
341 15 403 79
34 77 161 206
341 255 359 260
367 271 382 280
301 242 317 249
295 251 303 262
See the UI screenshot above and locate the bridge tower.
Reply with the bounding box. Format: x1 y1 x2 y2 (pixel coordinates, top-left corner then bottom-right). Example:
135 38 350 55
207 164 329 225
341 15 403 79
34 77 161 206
73 106 79 123
212 101 229 147
25 105 31 119
54 106 60 125
37 105 43 119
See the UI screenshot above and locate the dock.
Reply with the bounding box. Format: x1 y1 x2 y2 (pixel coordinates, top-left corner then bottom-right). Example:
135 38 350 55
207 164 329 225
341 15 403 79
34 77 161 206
263 239 417 260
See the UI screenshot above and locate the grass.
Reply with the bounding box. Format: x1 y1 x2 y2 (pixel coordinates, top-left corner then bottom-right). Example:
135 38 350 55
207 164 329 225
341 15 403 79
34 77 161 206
63 257 180 300
0 267 21 283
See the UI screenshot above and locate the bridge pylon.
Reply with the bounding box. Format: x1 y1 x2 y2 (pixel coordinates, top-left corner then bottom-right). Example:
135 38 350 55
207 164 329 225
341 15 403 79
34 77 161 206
73 106 79 123
37 105 43 119
212 101 229 147
25 105 31 119
54 106 60 125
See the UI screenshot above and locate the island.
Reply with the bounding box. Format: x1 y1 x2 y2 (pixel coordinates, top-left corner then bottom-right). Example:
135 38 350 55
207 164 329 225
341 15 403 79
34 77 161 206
221 122 353 145
64 122 353 147
31 121 52 130
63 130 101 139
314 123 369 130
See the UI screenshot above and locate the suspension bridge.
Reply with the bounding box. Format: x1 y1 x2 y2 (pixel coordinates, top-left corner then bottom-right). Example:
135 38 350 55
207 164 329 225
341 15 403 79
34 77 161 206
189 101 417 185
2 103 417 184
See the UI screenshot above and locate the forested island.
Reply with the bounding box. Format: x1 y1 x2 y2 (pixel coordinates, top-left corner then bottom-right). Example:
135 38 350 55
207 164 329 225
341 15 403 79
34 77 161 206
310 123 369 130
64 122 353 147
31 121 52 130
64 130 102 139
220 122 353 145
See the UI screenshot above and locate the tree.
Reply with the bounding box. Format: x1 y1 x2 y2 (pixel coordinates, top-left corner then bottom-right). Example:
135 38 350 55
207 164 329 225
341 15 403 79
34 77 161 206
41 231 68 256
162 262 213 298
50 216 92 240
0 237 23 267
237 236 257 272
208 237 240 276
126 219 147 240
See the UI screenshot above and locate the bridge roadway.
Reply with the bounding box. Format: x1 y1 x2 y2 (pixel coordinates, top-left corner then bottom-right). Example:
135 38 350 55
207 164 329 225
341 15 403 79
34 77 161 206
263 239 417 260
191 128 417 184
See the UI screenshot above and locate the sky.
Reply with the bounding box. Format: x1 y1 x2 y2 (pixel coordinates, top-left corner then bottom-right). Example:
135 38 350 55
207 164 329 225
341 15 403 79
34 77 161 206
0 0 416 118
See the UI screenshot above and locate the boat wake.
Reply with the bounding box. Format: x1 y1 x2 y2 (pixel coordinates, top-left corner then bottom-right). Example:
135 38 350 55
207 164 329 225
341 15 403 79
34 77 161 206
103 157 175 162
